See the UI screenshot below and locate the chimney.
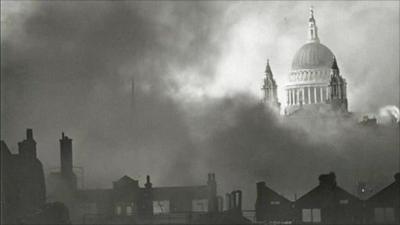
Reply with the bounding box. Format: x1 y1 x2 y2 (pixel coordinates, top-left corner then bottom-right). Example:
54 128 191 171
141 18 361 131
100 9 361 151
319 172 337 188
226 193 231 210
207 172 216 188
217 196 223 212
231 191 237 209
145 175 152 188
256 182 266 200
18 129 37 158
27 129 33 139
60 132 73 177
237 190 242 211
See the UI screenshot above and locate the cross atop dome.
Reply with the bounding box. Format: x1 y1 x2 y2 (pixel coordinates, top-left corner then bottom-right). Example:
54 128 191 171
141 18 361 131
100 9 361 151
309 6 315 22
307 6 319 43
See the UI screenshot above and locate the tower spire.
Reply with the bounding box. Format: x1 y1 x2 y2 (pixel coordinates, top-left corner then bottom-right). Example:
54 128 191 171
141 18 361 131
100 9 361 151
331 56 339 71
307 6 319 43
265 59 272 75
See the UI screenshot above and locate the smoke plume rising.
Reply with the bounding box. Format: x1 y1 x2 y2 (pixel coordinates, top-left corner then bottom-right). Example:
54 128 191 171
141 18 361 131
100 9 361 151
1 1 399 209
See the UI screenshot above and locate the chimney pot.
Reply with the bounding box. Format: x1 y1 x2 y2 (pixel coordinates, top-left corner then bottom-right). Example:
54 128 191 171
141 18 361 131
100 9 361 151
26 129 33 139
319 172 337 187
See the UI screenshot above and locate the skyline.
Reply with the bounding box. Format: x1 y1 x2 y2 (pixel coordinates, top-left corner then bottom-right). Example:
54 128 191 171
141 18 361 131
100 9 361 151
1 1 399 210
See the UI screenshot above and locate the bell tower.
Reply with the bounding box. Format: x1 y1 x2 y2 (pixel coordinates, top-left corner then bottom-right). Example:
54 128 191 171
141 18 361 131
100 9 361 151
328 57 348 112
262 59 281 112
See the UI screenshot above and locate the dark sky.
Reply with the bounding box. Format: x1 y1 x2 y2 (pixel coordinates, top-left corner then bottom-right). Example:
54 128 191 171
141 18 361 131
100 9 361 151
1 1 399 209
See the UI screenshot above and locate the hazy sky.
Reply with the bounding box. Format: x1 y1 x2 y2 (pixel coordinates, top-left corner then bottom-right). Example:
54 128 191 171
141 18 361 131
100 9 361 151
1 1 399 209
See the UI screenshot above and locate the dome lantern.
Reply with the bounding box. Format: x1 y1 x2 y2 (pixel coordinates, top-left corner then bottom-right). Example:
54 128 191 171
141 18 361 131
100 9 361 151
307 6 319 43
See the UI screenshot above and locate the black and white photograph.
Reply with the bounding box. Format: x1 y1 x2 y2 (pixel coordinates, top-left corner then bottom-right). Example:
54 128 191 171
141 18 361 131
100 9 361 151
1 1 399 224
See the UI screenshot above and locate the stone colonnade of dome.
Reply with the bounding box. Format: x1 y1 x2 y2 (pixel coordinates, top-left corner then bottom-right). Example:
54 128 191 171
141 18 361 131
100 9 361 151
286 68 332 106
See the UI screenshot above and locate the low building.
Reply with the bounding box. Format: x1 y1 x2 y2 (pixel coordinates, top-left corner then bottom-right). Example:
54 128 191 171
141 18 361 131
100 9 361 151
53 173 221 224
294 172 363 224
47 132 225 224
365 173 399 224
255 181 293 224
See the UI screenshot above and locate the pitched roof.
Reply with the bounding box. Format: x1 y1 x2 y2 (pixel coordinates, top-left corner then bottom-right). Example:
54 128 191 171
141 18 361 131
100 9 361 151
258 182 292 204
367 175 400 204
296 184 360 206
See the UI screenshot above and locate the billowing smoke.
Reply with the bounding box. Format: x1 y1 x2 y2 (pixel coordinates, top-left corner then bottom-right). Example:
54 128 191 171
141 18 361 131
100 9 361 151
1 1 399 210
378 105 400 124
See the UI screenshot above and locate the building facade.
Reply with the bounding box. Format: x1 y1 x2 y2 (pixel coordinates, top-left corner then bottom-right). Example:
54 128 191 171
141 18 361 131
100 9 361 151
365 173 399 224
255 181 293 224
293 172 363 224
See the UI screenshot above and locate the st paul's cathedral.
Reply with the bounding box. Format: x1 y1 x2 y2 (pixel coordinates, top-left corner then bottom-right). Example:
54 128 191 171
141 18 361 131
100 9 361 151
262 7 348 117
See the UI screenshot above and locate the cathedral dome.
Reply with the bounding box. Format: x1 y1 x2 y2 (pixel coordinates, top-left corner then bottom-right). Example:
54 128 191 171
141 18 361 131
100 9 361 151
291 42 335 70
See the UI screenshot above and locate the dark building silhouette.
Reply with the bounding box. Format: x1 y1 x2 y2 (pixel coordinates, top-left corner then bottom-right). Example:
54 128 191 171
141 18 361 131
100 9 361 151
255 181 293 224
253 173 400 225
1 129 46 224
293 172 363 224
53 173 224 224
47 133 245 224
365 173 399 224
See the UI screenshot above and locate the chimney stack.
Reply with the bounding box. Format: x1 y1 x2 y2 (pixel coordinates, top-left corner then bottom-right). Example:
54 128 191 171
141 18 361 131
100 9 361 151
256 182 266 200
237 190 242 211
60 132 73 176
226 193 231 210
18 129 37 158
231 191 237 209
145 175 152 188
319 172 337 188
27 129 33 139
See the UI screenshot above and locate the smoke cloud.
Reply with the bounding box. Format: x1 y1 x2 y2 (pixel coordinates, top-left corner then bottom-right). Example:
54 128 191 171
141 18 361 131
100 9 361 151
1 1 399 209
